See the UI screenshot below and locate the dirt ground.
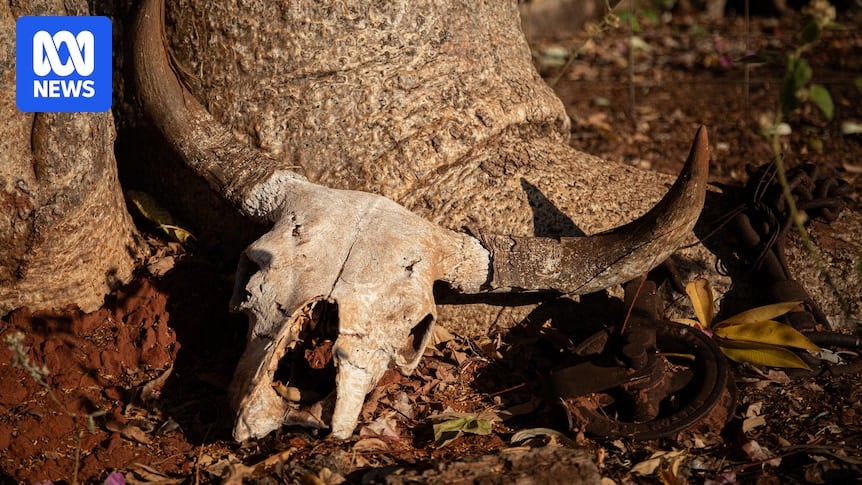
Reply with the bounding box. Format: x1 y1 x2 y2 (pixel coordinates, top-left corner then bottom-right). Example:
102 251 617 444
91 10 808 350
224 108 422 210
2 5 862 484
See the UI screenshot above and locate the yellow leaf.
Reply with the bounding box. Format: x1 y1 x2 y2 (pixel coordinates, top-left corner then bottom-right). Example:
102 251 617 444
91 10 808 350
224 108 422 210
714 320 820 351
126 191 196 246
716 301 802 328
672 318 703 329
685 278 714 328
127 190 175 225
160 224 196 245
720 344 811 370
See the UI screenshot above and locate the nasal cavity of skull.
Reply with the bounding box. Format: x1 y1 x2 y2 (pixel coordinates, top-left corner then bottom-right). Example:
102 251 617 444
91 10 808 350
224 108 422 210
398 314 434 366
272 299 339 405
230 249 274 309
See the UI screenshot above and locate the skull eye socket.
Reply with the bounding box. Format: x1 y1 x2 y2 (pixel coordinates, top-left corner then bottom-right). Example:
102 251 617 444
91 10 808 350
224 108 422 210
230 248 274 310
397 313 434 370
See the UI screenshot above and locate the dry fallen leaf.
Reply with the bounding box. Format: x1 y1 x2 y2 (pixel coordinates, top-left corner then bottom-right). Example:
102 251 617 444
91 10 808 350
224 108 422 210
125 464 185 485
429 325 455 346
105 420 152 445
300 467 345 485
630 450 686 476
741 440 781 467
360 415 400 441
742 415 767 433
745 402 764 418
685 278 715 328
140 365 173 401
352 437 390 451
252 449 297 472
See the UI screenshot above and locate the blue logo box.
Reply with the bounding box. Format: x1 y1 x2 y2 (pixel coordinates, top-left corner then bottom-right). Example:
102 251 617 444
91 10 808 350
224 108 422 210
16 16 112 113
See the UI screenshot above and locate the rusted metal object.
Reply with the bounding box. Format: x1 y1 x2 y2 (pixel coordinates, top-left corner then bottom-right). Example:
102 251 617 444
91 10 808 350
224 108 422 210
549 278 733 440
725 162 862 376
728 162 850 330
548 163 853 439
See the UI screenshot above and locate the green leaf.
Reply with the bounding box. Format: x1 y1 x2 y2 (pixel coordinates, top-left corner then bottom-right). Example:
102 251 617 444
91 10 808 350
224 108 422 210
791 58 813 92
855 77 862 91
433 416 493 447
685 278 714 329
720 344 811 370
641 7 659 26
781 57 812 117
809 83 834 119
799 20 821 45
807 136 824 154
617 10 639 32
714 320 820 351
716 301 802 328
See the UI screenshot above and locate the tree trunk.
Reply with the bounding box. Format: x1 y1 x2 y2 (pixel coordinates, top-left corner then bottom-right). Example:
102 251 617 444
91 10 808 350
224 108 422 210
158 0 688 336
156 0 859 331
0 1 138 315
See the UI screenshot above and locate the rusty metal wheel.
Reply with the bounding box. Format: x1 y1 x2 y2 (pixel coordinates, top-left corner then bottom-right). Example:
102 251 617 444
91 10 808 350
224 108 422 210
549 320 735 440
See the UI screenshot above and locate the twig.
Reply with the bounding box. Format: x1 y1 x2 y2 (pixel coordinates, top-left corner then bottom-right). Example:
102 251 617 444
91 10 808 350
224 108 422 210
628 0 637 130
768 114 851 318
547 1 623 88
487 383 526 398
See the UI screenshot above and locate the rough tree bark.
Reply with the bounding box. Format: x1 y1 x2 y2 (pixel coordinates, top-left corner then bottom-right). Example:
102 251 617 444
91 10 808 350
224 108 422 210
157 1 671 338
3 0 857 328
158 0 860 334
0 1 138 316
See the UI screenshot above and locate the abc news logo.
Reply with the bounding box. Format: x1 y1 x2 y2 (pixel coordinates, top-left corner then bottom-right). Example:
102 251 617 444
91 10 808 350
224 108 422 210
16 16 112 112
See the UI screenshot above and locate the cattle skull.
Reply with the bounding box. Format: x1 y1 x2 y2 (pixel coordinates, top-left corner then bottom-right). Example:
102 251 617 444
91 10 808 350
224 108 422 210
133 0 709 440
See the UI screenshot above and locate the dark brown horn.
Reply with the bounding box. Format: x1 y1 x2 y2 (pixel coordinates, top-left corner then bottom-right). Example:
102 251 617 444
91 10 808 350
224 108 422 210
132 0 300 220
476 126 709 294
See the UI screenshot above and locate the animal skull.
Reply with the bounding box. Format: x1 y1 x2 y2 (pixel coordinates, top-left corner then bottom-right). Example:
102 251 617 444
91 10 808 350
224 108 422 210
133 0 709 440
227 133 708 440
226 182 490 439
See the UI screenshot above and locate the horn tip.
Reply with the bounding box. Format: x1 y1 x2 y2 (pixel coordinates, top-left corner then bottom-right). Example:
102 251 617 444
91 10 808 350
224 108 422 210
694 125 708 152
685 125 710 178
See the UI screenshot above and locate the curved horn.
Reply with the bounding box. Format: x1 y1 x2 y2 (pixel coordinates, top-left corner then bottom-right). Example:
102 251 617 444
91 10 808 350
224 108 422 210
476 126 709 294
132 0 304 220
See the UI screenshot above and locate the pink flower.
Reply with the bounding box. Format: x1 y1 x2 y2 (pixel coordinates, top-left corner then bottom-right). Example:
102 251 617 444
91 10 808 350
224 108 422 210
103 472 125 485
